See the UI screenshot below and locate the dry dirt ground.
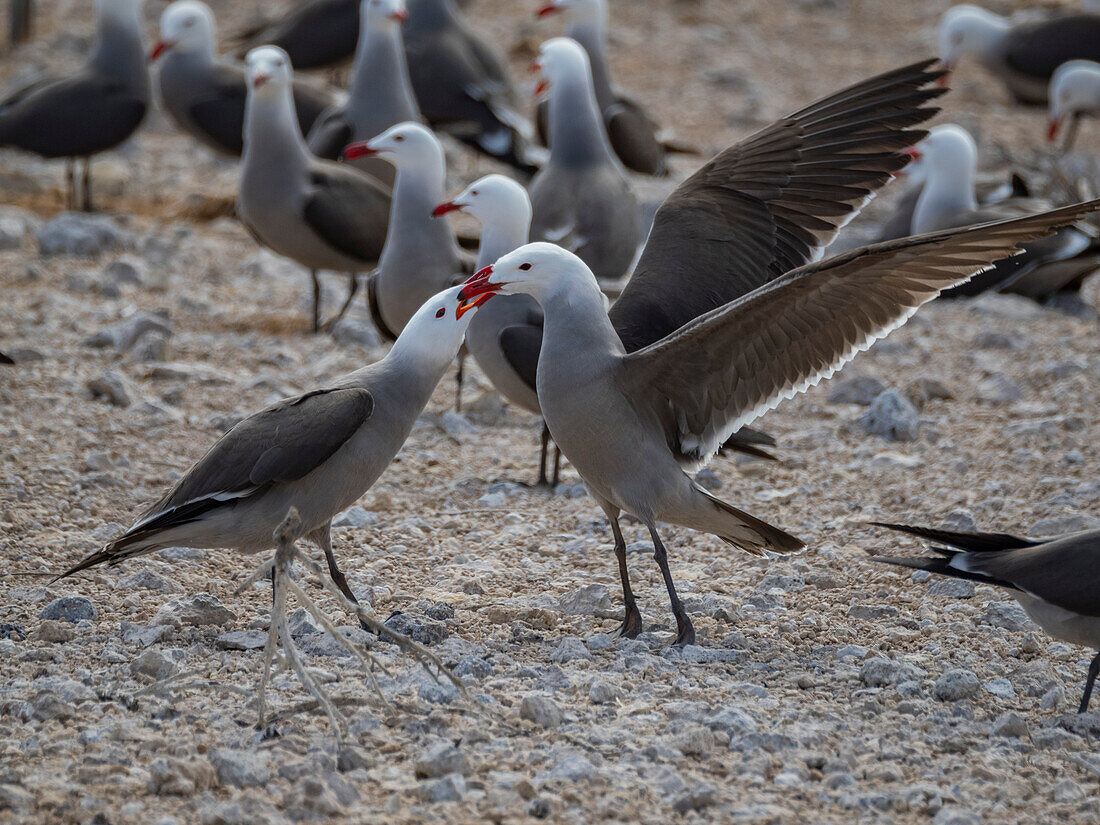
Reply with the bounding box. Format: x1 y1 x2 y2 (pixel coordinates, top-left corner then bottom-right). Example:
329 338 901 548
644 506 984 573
2 1 1100 824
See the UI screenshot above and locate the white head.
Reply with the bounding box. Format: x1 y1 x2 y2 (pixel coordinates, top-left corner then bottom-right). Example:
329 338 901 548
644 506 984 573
532 37 591 98
95 0 143 27
536 0 606 29
904 124 977 184
362 0 408 28
457 242 596 303
938 5 1008 71
343 122 443 173
153 0 216 59
390 285 491 362
432 175 532 229
245 46 293 97
1048 60 1100 142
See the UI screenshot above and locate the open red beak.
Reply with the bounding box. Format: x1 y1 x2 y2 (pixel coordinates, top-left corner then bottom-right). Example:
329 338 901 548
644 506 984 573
537 3 560 17
391 9 408 23
459 265 504 302
150 39 171 61
252 73 270 89
534 78 549 97
1047 118 1061 142
432 200 463 217
456 292 494 318
342 141 378 160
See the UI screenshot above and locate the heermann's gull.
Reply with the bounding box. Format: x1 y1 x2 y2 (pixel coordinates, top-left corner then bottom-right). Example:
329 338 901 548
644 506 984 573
907 124 1099 299
536 0 672 176
152 1 337 157
869 522 1100 713
344 122 472 340
307 0 419 188
939 5 1100 105
529 38 639 282
234 0 360 70
433 174 564 485
0 0 149 211
1048 60 1100 150
402 0 538 174
458 60 1100 645
57 285 494 620
238 47 390 332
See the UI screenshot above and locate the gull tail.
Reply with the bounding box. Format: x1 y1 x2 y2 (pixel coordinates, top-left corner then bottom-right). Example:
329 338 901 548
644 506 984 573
693 488 805 556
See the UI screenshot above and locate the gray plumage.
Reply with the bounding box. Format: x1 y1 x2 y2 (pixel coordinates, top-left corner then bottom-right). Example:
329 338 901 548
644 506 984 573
238 47 390 332
58 286 485 597
870 522 1100 713
530 38 639 282
306 0 420 189
875 172 1029 243
153 1 336 157
0 0 148 210
233 0 360 70
1048 60 1100 151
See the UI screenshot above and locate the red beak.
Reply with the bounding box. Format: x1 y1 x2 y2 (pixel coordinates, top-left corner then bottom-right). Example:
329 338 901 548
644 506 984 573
432 200 463 217
936 69 951 88
150 39 170 61
252 73 270 89
391 9 408 23
342 141 378 160
456 292 495 318
1047 118 1061 142
902 146 922 162
458 265 503 301
534 78 549 97
537 3 560 17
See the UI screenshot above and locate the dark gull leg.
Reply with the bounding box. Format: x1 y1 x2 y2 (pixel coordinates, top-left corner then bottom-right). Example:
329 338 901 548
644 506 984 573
81 157 93 212
1079 651 1100 713
11 0 33 44
537 422 550 487
65 160 75 210
322 272 360 332
310 524 370 634
454 351 465 413
610 515 642 639
309 270 322 333
647 522 695 646
551 446 561 488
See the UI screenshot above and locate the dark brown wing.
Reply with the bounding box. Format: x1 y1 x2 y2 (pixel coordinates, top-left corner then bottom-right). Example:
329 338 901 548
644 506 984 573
619 200 1100 464
1003 15 1100 80
302 164 391 264
609 59 947 353
305 105 352 160
233 0 360 69
606 95 667 177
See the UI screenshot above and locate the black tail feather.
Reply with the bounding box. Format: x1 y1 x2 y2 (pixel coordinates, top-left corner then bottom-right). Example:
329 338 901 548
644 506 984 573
871 555 1021 592
868 522 1038 553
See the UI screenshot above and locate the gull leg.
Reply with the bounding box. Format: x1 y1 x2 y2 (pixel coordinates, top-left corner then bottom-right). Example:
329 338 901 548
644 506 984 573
81 157 93 212
322 273 360 332
1079 651 1100 713
65 160 75 210
454 351 466 413
309 270 322 333
537 422 550 487
551 446 561 488
309 523 370 634
647 522 694 646
608 512 642 639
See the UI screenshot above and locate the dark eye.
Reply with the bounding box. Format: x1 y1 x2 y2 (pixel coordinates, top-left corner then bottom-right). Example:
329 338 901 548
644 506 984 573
435 307 446 318
519 263 532 271
395 135 405 142
470 190 479 196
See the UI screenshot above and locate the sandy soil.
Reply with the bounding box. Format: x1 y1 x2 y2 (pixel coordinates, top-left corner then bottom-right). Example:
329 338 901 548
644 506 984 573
1 1 1099 824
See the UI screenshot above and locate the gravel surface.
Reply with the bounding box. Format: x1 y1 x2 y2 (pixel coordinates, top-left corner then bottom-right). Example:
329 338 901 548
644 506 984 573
2 1 1100 823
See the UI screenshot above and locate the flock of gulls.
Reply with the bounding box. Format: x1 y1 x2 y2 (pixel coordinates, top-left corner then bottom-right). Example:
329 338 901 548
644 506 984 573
3 0 1100 730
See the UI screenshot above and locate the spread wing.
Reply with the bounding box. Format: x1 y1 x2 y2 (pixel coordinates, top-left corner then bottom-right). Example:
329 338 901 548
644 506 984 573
609 59 947 353
618 201 1100 466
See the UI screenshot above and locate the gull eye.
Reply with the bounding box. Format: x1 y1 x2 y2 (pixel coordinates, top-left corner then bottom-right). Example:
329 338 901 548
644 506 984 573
394 135 405 142
470 190 478 196
435 307 446 319
519 263 532 271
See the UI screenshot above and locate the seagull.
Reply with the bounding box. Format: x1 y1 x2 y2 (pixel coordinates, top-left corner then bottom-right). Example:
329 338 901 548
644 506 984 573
57 285 495 617
939 5 1100 105
307 0 420 189
238 46 390 333
0 0 149 211
530 37 639 282
536 0 673 176
458 59 1100 646
403 0 539 175
233 0 361 71
343 122 472 341
151 0 337 157
906 124 1099 300
1048 60 1100 150
869 522 1100 714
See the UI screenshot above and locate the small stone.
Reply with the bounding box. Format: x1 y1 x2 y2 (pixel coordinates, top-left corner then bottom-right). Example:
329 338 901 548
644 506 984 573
383 612 447 645
215 630 267 651
414 741 466 779
30 620 75 643
439 411 475 438
418 773 467 803
984 600 1033 632
975 373 1021 405
130 649 177 680
86 370 133 407
550 637 592 662
558 584 612 616
0 209 32 250
932 806 981 825
694 467 722 490
102 256 147 288
521 694 563 729
287 608 322 636
118 569 183 594
39 596 96 623
121 622 173 646
860 657 925 687
1052 778 1086 803
1029 514 1100 537
672 782 718 813
983 678 1015 699
152 594 236 628
331 506 376 529
210 749 270 789
336 746 374 773
84 311 172 353
869 451 922 469
934 669 980 702
827 374 886 406
859 389 920 442
1041 684 1065 711
546 751 595 782
940 509 977 532
589 680 619 704
148 757 217 796
330 316 381 349
991 712 1028 738
37 212 127 257
674 725 716 757
928 578 975 598
847 604 898 621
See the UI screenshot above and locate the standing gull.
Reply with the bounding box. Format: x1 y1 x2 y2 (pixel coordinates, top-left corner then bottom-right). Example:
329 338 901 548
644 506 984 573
307 0 419 188
0 0 149 211
238 47 390 332
152 0 337 157
939 5 1100 105
530 37 639 282
869 522 1100 714
234 0 360 71
536 0 672 176
57 286 495 616
1047 60 1100 150
459 60 1100 646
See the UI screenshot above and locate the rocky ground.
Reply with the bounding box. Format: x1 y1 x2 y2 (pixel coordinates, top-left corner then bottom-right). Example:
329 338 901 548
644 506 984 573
2 0 1100 824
